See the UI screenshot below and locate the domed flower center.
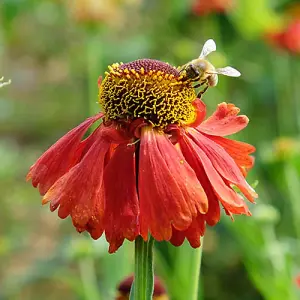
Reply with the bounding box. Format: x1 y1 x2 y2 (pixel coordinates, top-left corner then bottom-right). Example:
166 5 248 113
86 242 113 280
98 59 197 129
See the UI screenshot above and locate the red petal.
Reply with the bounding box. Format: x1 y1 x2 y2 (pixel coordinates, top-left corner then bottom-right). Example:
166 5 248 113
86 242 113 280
203 191 220 226
100 122 133 144
27 113 104 195
180 137 220 226
188 128 257 202
197 102 249 136
85 195 105 240
180 134 251 215
207 135 255 169
189 98 207 127
184 216 205 248
98 76 102 87
295 273 300 288
170 228 185 246
42 127 111 233
170 216 205 248
103 144 139 253
139 128 208 241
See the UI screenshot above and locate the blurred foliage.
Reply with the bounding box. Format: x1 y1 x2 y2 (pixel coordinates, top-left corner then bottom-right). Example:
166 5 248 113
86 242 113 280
1 0 300 299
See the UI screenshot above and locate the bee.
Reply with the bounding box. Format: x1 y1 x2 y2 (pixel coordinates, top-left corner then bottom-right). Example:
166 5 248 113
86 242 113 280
179 39 241 97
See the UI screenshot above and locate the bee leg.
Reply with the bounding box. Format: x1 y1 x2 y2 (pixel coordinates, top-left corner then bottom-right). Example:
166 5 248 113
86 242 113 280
197 84 209 98
193 82 205 89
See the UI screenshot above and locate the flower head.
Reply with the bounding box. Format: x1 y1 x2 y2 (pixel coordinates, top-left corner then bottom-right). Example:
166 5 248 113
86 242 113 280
296 273 300 289
100 59 197 129
27 58 257 253
116 275 168 300
266 18 300 55
69 0 140 26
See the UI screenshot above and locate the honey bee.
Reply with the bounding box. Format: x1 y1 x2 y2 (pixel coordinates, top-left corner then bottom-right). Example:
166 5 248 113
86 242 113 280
179 39 241 97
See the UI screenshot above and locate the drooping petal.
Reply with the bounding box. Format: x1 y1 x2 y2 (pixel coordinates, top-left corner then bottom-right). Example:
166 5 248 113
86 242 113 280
169 227 186 246
203 190 220 226
139 127 208 241
170 215 206 248
27 113 104 195
85 193 105 240
47 125 108 212
207 135 255 169
197 102 249 136
188 128 257 202
103 144 139 253
100 122 134 144
42 127 111 233
180 137 220 225
184 215 206 248
180 134 251 215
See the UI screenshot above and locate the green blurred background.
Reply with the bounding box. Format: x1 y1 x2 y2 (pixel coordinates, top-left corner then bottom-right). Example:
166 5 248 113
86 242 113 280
1 0 300 299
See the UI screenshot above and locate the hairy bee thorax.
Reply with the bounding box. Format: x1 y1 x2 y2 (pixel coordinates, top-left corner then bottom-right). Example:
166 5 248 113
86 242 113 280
180 59 216 82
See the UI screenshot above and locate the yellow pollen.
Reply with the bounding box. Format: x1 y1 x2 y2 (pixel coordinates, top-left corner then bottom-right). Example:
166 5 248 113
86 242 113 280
98 59 197 129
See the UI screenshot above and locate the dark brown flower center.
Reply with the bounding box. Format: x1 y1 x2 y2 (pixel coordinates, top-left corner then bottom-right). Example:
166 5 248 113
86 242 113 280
98 59 197 129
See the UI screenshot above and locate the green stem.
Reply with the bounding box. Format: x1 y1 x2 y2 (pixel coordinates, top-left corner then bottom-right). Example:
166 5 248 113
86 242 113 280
130 236 154 300
190 237 204 300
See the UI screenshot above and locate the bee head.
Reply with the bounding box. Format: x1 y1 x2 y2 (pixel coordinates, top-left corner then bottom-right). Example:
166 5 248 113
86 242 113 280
184 63 200 79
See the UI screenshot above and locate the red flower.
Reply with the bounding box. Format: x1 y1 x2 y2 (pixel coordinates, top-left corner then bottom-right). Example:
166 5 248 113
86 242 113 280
116 275 168 300
192 0 233 16
296 273 300 288
27 59 257 253
266 19 300 54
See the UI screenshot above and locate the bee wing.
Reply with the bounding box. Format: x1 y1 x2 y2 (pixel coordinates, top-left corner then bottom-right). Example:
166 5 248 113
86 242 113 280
215 66 241 77
0 76 11 88
199 39 217 58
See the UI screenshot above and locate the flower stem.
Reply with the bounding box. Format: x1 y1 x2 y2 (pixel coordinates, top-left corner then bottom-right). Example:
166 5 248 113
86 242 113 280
130 236 154 300
190 237 204 300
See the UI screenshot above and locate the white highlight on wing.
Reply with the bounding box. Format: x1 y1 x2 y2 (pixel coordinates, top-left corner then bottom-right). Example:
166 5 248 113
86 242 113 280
215 66 241 77
199 39 217 58
0 76 11 88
